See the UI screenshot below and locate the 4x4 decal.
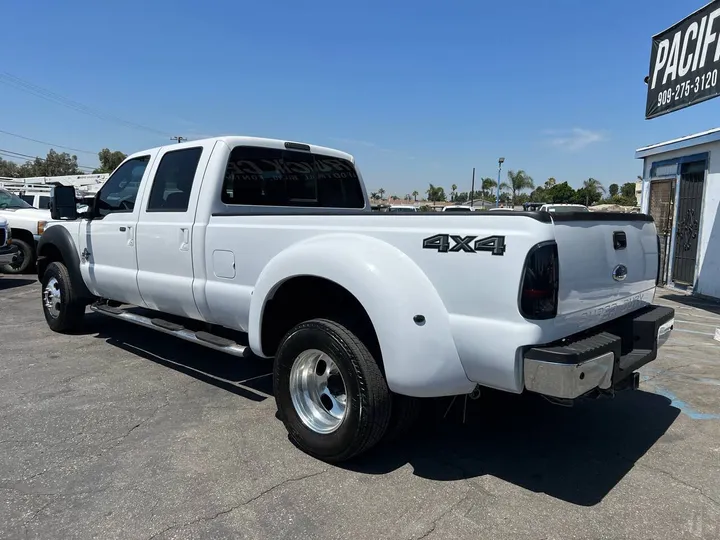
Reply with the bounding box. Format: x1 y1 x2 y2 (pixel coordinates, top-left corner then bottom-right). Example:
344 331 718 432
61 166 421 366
422 234 506 255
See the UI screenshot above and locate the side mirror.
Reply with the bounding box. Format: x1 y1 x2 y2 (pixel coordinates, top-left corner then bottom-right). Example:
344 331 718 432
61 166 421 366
50 186 79 220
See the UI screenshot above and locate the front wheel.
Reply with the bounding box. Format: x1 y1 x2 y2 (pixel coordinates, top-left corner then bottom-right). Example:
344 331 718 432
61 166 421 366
0 238 33 274
273 318 392 463
41 261 85 333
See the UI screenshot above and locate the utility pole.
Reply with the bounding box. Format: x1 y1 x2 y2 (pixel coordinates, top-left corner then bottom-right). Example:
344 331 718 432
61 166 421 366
470 167 475 207
170 136 187 144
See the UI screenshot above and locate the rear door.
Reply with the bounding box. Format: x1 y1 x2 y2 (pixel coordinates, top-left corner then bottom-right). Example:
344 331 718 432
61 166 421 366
135 142 214 319
551 213 659 321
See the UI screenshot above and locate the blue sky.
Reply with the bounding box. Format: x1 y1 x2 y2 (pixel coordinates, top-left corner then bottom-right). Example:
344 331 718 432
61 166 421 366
1 0 718 196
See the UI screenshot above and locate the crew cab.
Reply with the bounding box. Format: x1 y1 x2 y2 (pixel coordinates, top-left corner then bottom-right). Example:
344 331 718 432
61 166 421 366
37 136 674 462
0 217 18 268
0 187 49 273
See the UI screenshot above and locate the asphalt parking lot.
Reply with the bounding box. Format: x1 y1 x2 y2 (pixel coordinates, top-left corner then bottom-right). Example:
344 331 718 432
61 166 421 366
1 277 719 540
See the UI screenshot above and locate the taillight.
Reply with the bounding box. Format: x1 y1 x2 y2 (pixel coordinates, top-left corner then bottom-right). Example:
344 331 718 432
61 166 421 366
656 234 661 285
519 242 559 320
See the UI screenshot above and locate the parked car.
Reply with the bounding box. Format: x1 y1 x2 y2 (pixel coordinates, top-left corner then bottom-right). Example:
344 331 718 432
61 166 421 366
539 203 589 213
0 217 18 268
0 188 49 273
442 205 475 212
37 135 674 462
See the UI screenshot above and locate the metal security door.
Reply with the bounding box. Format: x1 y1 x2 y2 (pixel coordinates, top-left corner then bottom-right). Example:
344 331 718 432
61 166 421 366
648 179 675 285
672 161 705 286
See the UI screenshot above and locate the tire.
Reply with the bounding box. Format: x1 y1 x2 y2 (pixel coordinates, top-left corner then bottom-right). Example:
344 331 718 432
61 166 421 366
273 318 392 463
384 393 422 442
41 261 85 333
0 238 33 274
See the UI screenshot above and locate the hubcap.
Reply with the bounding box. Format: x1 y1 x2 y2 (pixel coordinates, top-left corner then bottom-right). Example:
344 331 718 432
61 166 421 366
289 349 348 434
43 277 62 318
10 248 24 269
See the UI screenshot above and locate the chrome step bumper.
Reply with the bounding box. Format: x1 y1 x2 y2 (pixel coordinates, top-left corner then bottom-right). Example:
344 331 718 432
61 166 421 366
523 305 675 399
90 304 249 358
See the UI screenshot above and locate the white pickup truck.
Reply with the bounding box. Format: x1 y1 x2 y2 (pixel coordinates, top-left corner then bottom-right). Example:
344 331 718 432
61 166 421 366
0 187 49 273
37 136 674 462
0 217 18 267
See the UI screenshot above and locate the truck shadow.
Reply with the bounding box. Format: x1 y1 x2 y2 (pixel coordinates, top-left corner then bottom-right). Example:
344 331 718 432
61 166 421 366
81 313 273 402
82 313 680 507
352 389 680 507
660 292 720 316
0 277 36 290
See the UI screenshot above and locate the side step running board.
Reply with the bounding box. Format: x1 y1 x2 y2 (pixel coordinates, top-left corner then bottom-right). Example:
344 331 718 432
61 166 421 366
90 304 250 358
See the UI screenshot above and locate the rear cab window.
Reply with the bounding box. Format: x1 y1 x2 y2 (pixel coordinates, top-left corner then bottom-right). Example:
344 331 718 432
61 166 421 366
221 146 365 209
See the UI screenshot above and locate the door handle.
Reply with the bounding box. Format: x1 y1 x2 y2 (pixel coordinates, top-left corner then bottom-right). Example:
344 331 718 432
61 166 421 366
179 228 190 252
119 226 127 232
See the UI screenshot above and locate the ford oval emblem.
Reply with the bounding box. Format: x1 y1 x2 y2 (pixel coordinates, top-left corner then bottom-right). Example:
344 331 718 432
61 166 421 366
612 264 628 282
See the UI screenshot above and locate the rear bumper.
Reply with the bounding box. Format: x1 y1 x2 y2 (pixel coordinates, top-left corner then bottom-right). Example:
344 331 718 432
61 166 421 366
523 305 675 399
0 244 19 266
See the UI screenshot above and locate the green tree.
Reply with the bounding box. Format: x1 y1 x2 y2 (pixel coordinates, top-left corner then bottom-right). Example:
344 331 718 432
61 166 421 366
506 169 534 203
529 186 548 202
412 190 419 202
0 158 21 178
580 178 605 206
455 192 469 203
450 183 457 201
426 183 446 202
378 188 386 200
544 177 557 188
93 148 127 174
620 182 636 198
547 181 576 203
481 178 496 199
609 183 619 197
18 149 81 177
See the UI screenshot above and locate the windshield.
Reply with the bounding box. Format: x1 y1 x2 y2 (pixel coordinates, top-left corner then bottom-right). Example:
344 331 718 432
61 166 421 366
0 188 33 209
388 207 416 212
444 206 472 212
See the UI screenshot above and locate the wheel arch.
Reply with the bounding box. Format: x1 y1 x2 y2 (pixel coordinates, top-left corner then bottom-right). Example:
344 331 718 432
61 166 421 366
36 225 94 302
249 234 474 397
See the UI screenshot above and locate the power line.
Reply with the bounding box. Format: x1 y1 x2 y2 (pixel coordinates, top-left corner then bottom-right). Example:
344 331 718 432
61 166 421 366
0 148 96 172
0 72 169 137
0 128 97 155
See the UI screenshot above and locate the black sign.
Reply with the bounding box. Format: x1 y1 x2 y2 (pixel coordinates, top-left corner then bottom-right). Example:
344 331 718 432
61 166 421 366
646 1 720 119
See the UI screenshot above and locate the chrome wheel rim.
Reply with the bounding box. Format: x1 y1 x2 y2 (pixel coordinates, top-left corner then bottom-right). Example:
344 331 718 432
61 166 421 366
43 277 62 318
289 349 348 434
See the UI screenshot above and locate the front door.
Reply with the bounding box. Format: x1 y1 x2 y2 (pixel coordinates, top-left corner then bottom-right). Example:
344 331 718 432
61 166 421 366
672 160 706 286
648 178 676 285
78 154 156 305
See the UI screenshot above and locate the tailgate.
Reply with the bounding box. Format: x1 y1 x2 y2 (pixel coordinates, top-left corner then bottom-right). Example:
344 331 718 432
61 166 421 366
551 213 658 320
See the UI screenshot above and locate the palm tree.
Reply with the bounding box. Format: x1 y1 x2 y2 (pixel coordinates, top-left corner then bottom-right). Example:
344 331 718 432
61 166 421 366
412 190 419 202
545 177 557 188
378 188 385 200
451 183 457 201
506 170 534 204
370 191 379 200
481 178 496 199
582 178 605 206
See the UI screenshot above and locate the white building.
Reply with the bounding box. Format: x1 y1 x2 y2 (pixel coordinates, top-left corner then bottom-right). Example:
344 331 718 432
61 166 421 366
636 128 720 300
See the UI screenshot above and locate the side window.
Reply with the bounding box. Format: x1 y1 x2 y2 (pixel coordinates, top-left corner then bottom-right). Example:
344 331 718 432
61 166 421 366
18 195 33 205
147 147 203 212
39 196 51 209
96 156 150 217
221 146 365 208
